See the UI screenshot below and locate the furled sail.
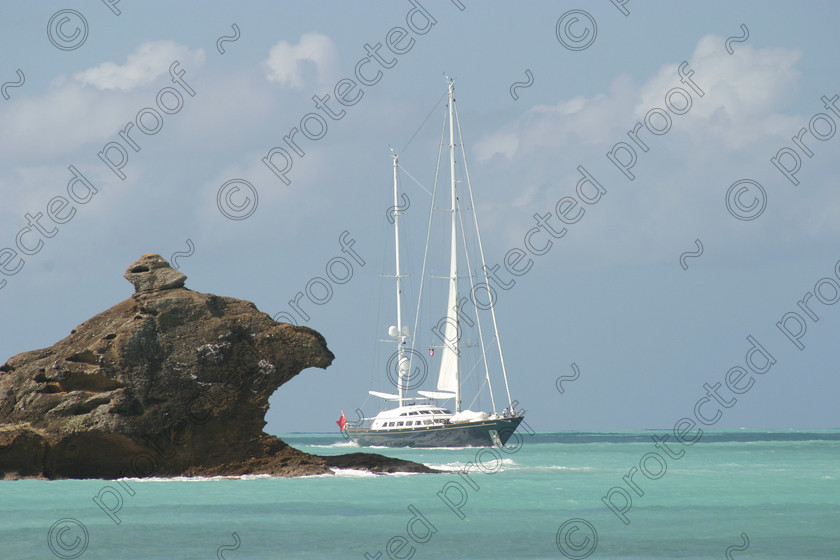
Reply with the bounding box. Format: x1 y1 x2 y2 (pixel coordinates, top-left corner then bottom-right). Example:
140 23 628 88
437 193 460 393
436 292 459 392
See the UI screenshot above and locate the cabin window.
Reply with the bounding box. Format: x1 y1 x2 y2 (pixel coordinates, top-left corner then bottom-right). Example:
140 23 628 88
387 422 394 427
423 420 433 425
399 413 406 417
396 421 404 426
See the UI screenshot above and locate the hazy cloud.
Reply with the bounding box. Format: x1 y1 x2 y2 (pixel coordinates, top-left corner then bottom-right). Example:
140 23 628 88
263 32 338 88
74 41 206 91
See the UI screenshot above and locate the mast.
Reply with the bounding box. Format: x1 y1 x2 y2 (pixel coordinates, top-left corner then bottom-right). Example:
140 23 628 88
392 149 407 407
447 79 462 413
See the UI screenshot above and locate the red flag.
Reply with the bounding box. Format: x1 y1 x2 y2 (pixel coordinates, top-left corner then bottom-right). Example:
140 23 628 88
336 409 346 431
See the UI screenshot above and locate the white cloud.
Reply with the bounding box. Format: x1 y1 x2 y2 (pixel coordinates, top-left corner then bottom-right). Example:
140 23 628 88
476 35 804 166
466 35 818 265
0 41 209 163
474 131 519 163
637 35 802 126
74 40 205 91
0 82 133 160
263 32 338 88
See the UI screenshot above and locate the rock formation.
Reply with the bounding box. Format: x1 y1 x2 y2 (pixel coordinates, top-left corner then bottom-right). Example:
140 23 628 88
0 254 435 479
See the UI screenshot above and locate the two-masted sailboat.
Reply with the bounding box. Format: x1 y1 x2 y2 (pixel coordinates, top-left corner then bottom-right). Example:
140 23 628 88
343 79 524 447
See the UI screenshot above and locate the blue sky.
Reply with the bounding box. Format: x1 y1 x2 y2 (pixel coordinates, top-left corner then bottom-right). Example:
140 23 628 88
1 0 839 433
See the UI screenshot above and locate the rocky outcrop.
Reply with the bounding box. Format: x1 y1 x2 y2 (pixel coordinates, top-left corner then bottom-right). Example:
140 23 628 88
124 253 187 293
0 254 435 479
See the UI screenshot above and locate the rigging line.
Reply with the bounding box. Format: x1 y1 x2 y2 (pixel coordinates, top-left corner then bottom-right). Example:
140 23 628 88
400 90 448 155
368 210 392 410
466 378 489 411
397 164 433 196
454 99 515 411
456 188 498 414
367 194 397 413
458 353 483 405
408 103 448 376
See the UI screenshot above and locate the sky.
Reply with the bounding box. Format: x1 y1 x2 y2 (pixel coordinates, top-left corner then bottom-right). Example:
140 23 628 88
1 0 839 434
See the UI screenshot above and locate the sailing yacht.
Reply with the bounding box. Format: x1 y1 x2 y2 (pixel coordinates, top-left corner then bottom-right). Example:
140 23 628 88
343 79 524 447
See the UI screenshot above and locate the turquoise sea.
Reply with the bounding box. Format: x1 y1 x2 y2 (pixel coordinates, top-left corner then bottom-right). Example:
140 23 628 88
3 430 838 560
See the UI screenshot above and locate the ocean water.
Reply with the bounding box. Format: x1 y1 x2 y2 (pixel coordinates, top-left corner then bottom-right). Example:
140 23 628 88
3 430 838 560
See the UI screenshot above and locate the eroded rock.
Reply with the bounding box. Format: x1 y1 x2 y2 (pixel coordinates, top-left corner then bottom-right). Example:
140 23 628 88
0 254 435 479
123 253 187 294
